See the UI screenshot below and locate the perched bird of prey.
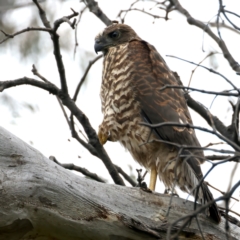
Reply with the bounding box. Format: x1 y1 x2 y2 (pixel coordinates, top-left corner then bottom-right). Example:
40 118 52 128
94 23 221 223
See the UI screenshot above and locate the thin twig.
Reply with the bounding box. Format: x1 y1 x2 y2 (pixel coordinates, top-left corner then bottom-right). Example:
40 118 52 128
188 52 219 87
74 6 87 58
206 182 239 202
171 0 240 73
49 156 105 183
159 84 239 97
219 206 240 218
185 93 239 144
141 137 238 156
205 155 232 160
203 142 224 148
167 55 240 94
227 162 239 192
73 54 103 101
0 27 52 44
118 8 165 22
32 64 51 84
167 179 240 239
141 121 240 151
209 21 240 35
114 164 137 186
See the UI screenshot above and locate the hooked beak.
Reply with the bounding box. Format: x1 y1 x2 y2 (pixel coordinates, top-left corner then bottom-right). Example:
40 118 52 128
94 38 108 54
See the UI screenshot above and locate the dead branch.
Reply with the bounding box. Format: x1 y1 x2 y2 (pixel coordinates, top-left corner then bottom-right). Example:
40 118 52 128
0 27 52 44
83 0 112 26
74 5 88 58
159 85 239 97
0 76 124 186
73 54 103 102
0 126 239 240
171 0 240 73
49 156 106 183
142 121 240 151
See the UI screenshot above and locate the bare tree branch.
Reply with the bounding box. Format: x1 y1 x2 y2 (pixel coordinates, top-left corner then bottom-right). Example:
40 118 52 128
142 121 240 151
83 0 112 26
74 6 88 58
206 182 239 202
0 77 125 186
114 165 137 187
205 155 232 160
1 127 239 239
32 0 51 28
118 8 165 23
0 27 52 44
168 55 239 93
186 93 239 144
32 64 51 83
49 156 106 183
171 0 240 73
73 54 103 102
159 84 239 97
167 179 240 239
209 21 240 35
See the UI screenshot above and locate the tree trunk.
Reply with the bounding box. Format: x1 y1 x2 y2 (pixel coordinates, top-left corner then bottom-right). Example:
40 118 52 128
0 126 239 240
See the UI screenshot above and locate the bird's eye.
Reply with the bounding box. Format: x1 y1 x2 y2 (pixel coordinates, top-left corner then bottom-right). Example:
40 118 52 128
109 31 120 39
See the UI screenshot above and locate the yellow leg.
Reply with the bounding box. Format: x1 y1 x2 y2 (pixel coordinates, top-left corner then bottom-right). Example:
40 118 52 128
149 166 157 191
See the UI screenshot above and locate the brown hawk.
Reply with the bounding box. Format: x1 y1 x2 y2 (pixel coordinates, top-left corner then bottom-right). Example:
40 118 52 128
94 23 221 223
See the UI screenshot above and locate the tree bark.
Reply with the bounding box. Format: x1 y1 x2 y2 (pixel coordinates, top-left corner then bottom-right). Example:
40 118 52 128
0 126 239 240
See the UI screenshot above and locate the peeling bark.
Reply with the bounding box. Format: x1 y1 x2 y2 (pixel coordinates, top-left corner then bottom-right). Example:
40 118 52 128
0 126 239 240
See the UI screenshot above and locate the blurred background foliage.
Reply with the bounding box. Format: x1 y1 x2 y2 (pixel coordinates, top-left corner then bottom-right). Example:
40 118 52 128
0 0 94 119
0 0 72 60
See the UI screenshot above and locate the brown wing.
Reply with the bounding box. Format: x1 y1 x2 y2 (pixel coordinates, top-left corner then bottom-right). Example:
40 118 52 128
128 40 203 153
127 40 221 223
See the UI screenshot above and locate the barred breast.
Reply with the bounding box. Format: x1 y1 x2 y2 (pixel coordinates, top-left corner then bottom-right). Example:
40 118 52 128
100 43 165 171
100 42 205 198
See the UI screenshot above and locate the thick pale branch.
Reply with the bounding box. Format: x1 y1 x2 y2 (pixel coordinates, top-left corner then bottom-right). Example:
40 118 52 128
0 126 239 239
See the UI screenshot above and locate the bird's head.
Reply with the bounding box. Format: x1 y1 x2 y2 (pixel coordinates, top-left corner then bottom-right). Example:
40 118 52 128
94 23 140 54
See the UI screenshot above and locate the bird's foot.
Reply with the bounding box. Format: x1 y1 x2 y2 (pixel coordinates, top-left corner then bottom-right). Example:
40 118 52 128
98 130 108 145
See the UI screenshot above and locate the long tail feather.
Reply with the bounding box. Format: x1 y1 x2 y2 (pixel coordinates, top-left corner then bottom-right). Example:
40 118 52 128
183 150 221 223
